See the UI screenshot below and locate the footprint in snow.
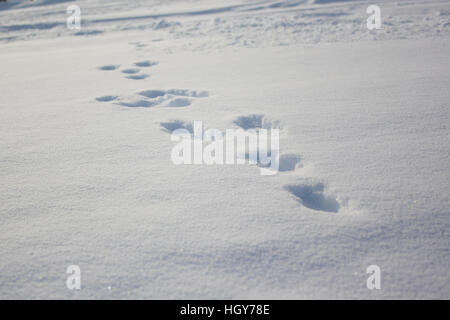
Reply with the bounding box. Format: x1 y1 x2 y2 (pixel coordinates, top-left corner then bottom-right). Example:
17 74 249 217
125 74 149 80
135 60 159 67
121 68 141 74
139 90 166 98
160 120 194 134
98 65 120 71
96 89 208 108
231 115 342 210
98 60 158 79
278 154 302 172
124 89 208 108
239 152 301 172
284 183 340 213
233 114 280 130
167 98 191 107
95 95 118 102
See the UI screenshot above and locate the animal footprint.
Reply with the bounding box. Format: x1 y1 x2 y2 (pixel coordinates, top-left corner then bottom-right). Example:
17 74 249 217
279 154 302 172
160 89 209 107
284 183 340 213
139 90 166 98
160 120 193 134
96 94 154 107
166 98 191 107
135 61 159 67
117 99 154 108
97 89 209 108
122 67 149 80
233 114 280 130
126 74 149 80
122 68 141 74
96 95 118 102
98 65 120 71
138 89 208 108
240 152 301 173
97 61 151 78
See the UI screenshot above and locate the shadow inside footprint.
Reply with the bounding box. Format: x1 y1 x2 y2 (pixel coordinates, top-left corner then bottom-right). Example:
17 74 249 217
98 65 119 71
96 95 118 102
75 30 103 36
234 114 263 129
160 120 193 133
234 114 279 130
139 90 166 98
285 183 340 213
240 150 271 167
126 74 149 80
116 100 155 108
279 154 302 172
122 68 140 74
167 98 191 107
135 61 159 67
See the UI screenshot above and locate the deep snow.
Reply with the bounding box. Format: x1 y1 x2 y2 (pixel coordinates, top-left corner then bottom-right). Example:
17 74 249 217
0 0 449 299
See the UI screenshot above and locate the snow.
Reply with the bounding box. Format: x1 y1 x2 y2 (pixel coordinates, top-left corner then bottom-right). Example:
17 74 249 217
0 0 449 299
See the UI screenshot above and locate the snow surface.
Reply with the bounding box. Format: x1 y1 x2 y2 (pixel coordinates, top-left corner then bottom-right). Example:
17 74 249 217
0 0 449 299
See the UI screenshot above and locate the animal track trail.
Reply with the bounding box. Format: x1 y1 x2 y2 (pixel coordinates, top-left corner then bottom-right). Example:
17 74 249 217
95 55 208 107
95 57 345 213
232 114 344 213
96 60 158 80
233 114 299 171
96 89 209 109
